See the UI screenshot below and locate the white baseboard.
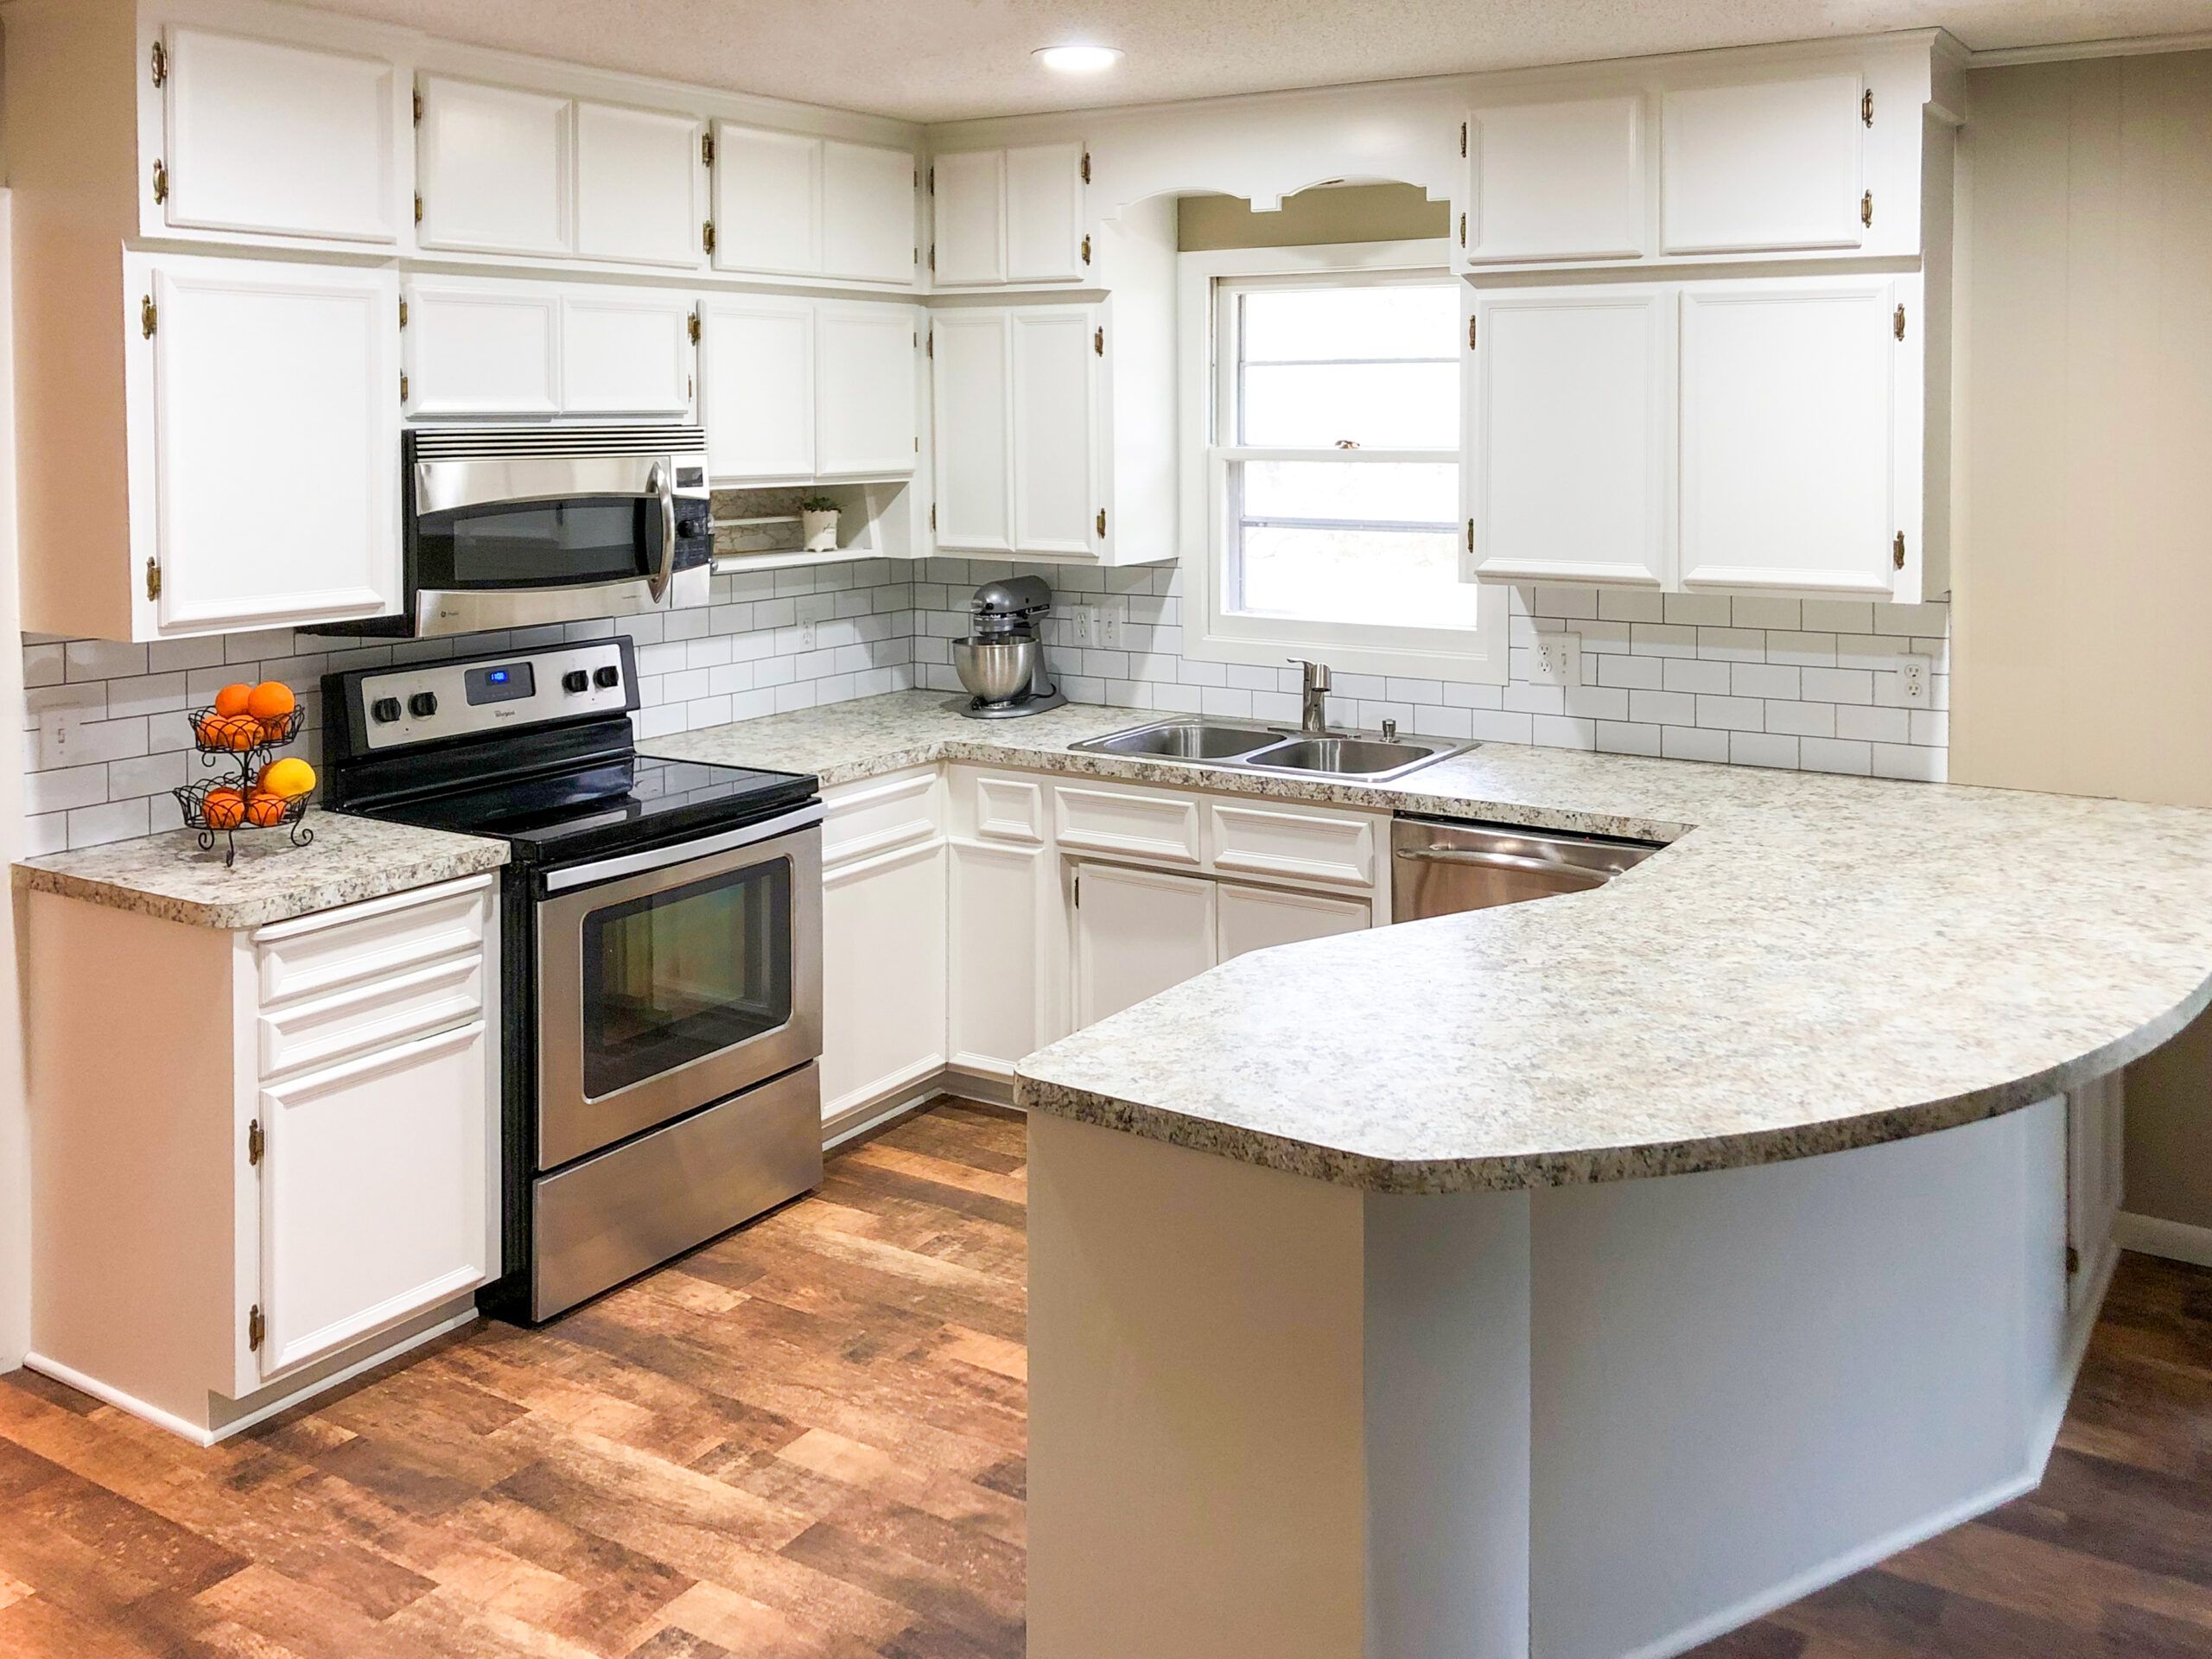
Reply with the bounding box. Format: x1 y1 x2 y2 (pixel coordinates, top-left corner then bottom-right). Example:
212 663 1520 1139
823 1080 946 1151
2115 1211 2212 1268
22 1352 223 1446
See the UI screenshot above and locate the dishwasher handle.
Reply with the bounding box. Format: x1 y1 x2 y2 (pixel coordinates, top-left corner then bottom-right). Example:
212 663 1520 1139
1393 844 1605 879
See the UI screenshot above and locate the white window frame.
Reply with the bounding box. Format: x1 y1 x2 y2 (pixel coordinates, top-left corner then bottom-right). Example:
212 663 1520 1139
1176 238 1505 685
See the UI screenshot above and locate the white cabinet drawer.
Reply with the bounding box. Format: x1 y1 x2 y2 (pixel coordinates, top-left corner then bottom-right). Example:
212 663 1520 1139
254 875 493 1008
258 951 486 1081
1055 784 1203 866
1210 802 1380 890
823 767 944 867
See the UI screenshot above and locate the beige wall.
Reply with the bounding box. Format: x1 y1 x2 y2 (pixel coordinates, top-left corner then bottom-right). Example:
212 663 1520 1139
1178 181 1447 251
1954 53 2212 1232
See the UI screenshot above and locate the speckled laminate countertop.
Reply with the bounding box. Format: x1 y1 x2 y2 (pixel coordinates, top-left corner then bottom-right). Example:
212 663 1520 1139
650 690 2212 1192
13 814 509 931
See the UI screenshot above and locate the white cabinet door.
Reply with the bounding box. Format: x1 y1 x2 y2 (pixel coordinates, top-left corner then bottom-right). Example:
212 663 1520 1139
257 1020 491 1380
1010 307 1098 556
416 77 573 257
949 836 1058 1075
403 280 561 416
162 26 402 244
1463 94 1643 265
137 254 400 636
1467 284 1674 586
1005 142 1087 283
1679 277 1896 593
1071 862 1217 1027
2065 1072 2126 1315
816 302 917 480
931 310 1014 552
822 842 947 1122
931 149 1005 285
699 295 815 483
560 289 695 416
575 99 703 268
1216 881 1371 963
713 123 820 276
823 139 918 284
1662 74 1866 255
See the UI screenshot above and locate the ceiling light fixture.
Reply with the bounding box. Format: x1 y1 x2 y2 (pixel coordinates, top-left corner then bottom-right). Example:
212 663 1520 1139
1033 43 1122 74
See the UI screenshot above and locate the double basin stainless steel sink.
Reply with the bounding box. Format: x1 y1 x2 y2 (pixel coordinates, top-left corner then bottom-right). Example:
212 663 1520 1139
1068 717 1469 783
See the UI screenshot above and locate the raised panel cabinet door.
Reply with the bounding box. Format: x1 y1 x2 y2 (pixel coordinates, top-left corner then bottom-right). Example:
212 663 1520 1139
560 289 695 416
138 254 400 636
1005 141 1086 283
1464 94 1643 264
1215 881 1371 963
816 302 918 479
931 149 1006 285
1071 862 1217 1027
713 123 822 275
403 280 561 416
1661 73 1866 254
821 841 947 1122
257 1020 491 1380
575 99 705 268
949 836 1052 1074
931 309 1014 552
1010 307 1098 557
416 77 574 257
698 295 815 483
1467 283 1674 586
162 26 402 243
822 138 918 284
1679 277 1896 593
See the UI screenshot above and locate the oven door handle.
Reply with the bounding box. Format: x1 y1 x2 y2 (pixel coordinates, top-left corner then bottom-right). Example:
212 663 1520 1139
645 461 677 604
541 804 824 893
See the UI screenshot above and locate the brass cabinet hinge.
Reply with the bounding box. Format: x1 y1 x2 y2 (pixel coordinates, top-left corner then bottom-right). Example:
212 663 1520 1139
144 556 161 600
2065 1243 2081 1275
1861 87 1874 127
247 1118 264 1166
1892 531 1906 569
1096 508 1107 538
414 193 423 225
1459 210 1466 247
1467 313 1478 350
1460 120 1468 158
1893 303 1906 340
1073 867 1083 907
412 86 423 124
929 503 938 531
1081 150 1091 184
925 328 933 358
150 39 168 86
1080 234 1091 265
927 165 935 194
247 1304 264 1352
1860 190 1873 228
151 159 168 204
400 371 410 403
1093 326 1103 357
140 296 157 338
702 219 716 255
398 296 408 328
701 130 715 167
687 307 702 345
1465 518 1474 554
928 245 937 272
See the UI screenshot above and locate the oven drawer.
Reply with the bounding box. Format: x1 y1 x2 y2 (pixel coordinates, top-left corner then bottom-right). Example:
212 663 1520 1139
531 1063 822 1319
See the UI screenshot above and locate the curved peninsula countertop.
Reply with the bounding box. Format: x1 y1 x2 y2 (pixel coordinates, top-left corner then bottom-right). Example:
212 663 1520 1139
647 689 2212 1192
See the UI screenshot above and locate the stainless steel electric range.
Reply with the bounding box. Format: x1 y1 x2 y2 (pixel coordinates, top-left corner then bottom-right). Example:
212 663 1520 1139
322 638 823 1322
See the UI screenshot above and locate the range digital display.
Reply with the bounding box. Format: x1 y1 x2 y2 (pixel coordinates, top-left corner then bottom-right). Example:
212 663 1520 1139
464 663 536 705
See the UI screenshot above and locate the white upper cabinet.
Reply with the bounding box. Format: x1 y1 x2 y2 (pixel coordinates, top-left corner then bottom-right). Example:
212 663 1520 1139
711 123 822 276
931 309 1015 552
1678 276 1898 593
133 253 400 637
699 294 816 483
160 26 403 244
403 279 561 416
822 140 918 283
1661 73 1867 255
1465 284 1674 588
815 302 918 479
559 287 696 416
932 143 1087 287
1009 307 1098 556
575 99 704 268
416 76 573 257
1461 94 1643 265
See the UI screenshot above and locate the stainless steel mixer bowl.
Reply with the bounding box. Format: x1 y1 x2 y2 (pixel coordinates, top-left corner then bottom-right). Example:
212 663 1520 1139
953 638 1039 704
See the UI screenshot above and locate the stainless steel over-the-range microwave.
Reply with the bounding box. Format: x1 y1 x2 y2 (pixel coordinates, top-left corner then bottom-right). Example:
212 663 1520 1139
328 424 716 638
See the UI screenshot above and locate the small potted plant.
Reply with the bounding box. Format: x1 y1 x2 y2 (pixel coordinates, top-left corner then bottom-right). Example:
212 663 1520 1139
799 493 841 553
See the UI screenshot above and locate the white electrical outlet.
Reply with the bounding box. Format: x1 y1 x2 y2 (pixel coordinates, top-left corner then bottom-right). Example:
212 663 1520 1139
797 619 817 651
1096 606 1122 649
1898 654 1930 705
1534 632 1581 686
1069 606 1096 645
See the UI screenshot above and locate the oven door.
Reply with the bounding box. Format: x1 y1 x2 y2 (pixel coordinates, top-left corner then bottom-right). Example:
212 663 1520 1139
534 809 823 1171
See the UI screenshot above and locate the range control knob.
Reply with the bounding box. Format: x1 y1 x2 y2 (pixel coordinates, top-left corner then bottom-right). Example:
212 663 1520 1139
407 691 438 718
370 696 402 724
562 670 589 694
593 665 621 689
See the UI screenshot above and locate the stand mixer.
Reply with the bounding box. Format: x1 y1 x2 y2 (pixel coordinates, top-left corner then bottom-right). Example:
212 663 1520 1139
950 576 1067 718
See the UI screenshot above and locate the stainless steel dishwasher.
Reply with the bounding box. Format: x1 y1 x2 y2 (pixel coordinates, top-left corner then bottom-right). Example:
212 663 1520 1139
1390 816 1662 921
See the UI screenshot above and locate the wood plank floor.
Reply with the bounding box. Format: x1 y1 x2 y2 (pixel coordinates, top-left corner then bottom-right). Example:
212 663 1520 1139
1 1097 2209 1658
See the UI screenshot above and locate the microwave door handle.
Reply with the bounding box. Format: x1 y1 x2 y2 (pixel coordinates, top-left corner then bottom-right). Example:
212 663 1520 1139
646 461 677 603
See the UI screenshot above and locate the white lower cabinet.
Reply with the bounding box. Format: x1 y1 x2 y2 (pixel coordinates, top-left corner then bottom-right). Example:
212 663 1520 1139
1216 881 1372 962
821 839 949 1125
2066 1071 2126 1319
1071 863 1217 1027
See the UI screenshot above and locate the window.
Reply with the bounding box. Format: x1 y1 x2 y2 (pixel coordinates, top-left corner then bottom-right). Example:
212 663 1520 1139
1182 241 1504 682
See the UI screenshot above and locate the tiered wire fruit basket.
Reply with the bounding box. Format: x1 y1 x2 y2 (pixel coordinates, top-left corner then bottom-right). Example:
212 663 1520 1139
173 705 315 868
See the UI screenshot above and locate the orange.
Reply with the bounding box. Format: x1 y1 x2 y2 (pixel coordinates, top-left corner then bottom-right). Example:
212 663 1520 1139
212 683 253 717
203 788 245 830
245 791 289 828
195 713 257 751
245 682 296 722
257 757 316 799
